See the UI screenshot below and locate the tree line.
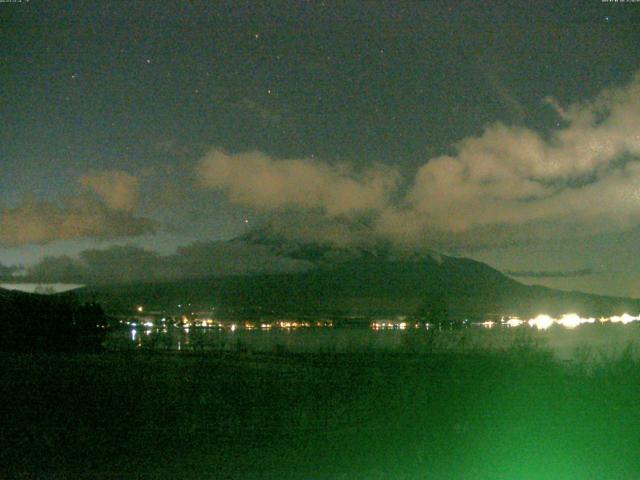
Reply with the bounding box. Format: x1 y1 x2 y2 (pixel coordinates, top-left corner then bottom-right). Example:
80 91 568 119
0 291 108 352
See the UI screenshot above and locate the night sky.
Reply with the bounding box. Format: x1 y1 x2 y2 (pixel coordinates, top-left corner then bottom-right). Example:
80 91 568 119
2 1 640 296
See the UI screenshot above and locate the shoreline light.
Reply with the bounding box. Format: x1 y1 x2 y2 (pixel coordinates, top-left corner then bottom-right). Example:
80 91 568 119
528 314 555 330
502 312 640 330
610 313 640 324
503 317 523 328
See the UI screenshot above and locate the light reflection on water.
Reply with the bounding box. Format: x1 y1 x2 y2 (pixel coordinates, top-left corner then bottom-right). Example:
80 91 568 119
105 321 640 360
109 325 410 354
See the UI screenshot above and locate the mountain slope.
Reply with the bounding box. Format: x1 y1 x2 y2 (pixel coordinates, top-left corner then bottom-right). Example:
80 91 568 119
79 233 640 320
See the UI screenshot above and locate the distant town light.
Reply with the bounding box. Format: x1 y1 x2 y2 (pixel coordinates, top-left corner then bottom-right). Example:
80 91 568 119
557 313 596 329
503 317 523 327
610 313 640 324
557 313 582 329
528 314 554 330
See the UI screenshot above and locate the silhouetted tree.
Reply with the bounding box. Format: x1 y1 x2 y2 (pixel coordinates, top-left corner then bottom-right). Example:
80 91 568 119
0 291 109 352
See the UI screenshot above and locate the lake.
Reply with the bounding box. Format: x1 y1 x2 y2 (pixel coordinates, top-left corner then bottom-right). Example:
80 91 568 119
105 320 640 362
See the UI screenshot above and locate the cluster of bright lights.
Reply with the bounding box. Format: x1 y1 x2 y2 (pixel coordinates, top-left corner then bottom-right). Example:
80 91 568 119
278 321 311 329
478 320 496 329
604 313 640 324
503 318 524 328
496 313 640 330
126 316 335 333
371 321 429 330
557 313 595 329
528 314 556 330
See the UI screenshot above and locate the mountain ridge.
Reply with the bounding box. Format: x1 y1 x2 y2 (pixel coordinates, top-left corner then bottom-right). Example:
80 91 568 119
77 231 640 320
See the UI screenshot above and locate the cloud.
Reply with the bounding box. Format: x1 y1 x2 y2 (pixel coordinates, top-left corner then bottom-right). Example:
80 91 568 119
26 255 87 282
197 71 640 250
78 170 140 211
0 169 158 247
25 241 313 284
380 70 640 246
0 262 19 280
394 71 640 236
249 213 382 247
197 149 400 216
505 268 594 278
0 195 156 247
174 241 313 276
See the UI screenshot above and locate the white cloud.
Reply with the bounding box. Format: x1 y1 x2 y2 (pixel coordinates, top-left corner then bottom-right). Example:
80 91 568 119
78 170 140 211
197 149 400 216
0 196 156 247
198 71 640 249
25 242 313 283
0 170 155 247
381 71 640 243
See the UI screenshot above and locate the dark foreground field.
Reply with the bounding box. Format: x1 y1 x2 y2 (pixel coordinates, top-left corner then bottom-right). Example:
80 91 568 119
3 346 640 479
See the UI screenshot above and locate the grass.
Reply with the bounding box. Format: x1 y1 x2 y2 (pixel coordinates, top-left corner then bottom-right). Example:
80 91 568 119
2 345 640 479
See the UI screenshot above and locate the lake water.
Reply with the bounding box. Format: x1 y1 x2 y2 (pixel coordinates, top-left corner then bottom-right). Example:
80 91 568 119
105 321 640 362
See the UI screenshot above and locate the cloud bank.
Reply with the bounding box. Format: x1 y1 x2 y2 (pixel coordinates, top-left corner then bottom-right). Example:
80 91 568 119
24 242 313 284
197 71 640 249
0 262 19 280
0 170 155 247
393 71 640 238
197 149 400 216
78 170 140 212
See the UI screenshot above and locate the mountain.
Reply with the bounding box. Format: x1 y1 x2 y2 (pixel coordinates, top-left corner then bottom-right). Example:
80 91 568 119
79 231 640 321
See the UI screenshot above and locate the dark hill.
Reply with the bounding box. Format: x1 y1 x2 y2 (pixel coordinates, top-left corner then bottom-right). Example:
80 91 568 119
0 288 107 351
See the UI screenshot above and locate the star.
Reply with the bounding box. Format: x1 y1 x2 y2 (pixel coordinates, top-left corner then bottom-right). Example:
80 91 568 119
146 58 152 64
